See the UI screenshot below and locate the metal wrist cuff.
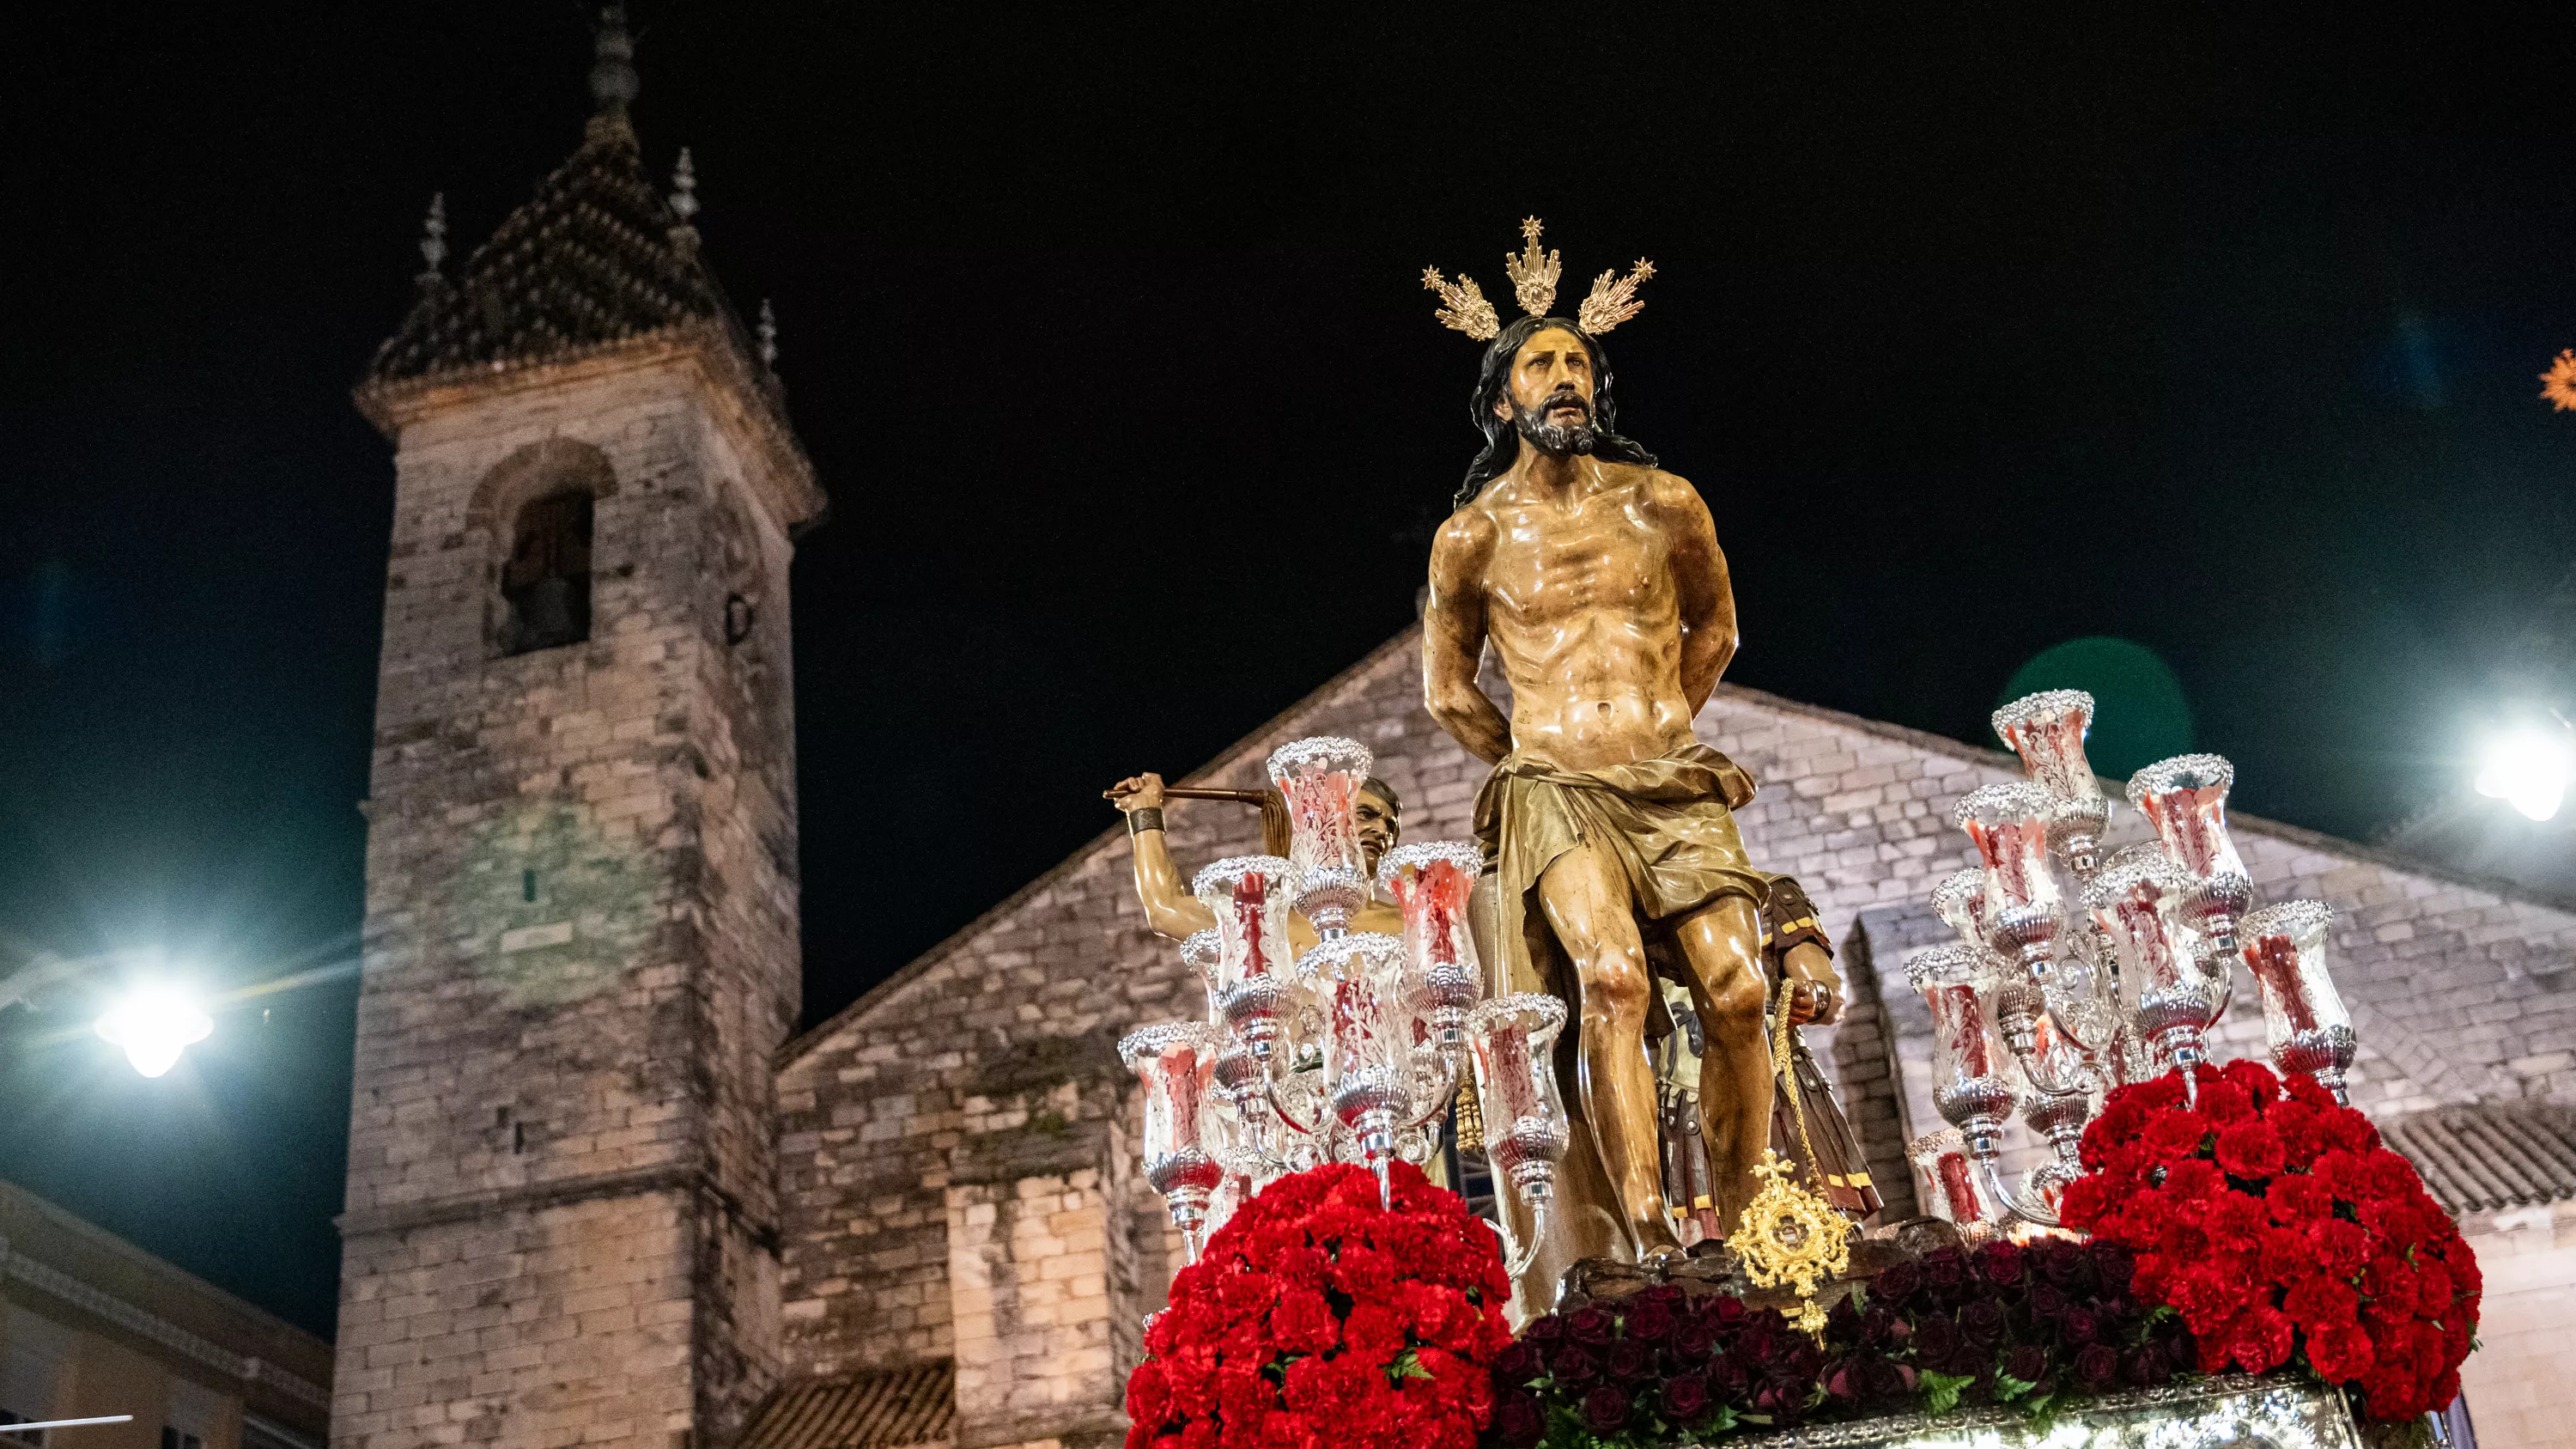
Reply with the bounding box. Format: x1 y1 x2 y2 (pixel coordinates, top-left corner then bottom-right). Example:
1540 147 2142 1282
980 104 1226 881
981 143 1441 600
1127 807 1166 836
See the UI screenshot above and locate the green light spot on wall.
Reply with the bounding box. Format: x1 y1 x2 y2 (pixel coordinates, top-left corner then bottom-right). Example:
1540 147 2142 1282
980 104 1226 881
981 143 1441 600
1998 637 2194 781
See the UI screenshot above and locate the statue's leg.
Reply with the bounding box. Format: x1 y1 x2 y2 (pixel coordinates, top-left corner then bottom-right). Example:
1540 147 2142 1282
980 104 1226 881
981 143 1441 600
1535 841 1681 1260
1668 893 1775 1235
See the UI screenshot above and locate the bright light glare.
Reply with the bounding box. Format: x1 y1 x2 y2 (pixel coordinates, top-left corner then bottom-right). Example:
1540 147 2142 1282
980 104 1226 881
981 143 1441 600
93 984 213 1078
2475 725 2573 822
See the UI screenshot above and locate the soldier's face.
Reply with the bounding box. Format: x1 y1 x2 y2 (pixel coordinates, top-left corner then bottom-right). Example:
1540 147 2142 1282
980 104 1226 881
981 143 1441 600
1354 790 1397 870
1495 327 1598 456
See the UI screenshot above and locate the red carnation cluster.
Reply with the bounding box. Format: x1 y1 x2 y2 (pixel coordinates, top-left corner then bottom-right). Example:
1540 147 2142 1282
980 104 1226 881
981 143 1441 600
1127 1162 1514 1449
2061 1061 2481 1420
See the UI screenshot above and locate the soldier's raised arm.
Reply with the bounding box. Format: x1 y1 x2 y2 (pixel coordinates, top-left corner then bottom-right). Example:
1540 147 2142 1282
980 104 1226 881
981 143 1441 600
1656 472 1737 715
1424 506 1512 764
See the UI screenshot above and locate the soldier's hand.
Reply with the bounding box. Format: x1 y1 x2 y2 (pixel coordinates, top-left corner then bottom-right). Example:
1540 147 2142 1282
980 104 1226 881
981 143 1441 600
1785 980 1831 1026
1104 773 1167 813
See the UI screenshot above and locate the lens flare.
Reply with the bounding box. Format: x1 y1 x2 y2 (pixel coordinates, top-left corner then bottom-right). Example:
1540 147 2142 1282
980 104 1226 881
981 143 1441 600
2475 724 2573 823
94 984 214 1078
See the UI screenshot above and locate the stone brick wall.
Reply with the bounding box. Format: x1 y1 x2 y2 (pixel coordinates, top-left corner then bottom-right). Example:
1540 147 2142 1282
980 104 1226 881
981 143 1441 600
2453 1197 2576 1449
337 345 813 1449
779 620 2576 1447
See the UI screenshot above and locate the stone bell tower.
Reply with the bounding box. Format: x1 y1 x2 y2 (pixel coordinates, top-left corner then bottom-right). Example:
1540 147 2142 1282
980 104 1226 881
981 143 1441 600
334 11 824 1449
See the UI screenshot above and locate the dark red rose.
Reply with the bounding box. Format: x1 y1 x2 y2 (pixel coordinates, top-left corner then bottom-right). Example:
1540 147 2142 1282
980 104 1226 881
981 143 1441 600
2075 1344 2119 1388
1705 1354 1750 1397
1624 1300 1676 1345
1552 1343 1601 1387
2028 1282 2069 1319
1582 1386 1631 1434
1873 1260 1923 1303
1822 1357 1865 1402
1520 1314 1565 1347
1670 1316 1717 1361
2061 1307 2100 1345
1491 1342 1544 1388
1961 1299 2007 1343
2090 1242 2136 1291
1924 1250 1968 1294
1661 1373 1711 1422
1913 1313 1960 1363
1709 1295 1750 1326
1565 1305 1617 1348
1604 1340 1656 1383
1633 1283 1688 1314
1975 1239 2027 1288
1492 1392 1545 1449
1859 1305 1897 1348
2003 1343 2048 1385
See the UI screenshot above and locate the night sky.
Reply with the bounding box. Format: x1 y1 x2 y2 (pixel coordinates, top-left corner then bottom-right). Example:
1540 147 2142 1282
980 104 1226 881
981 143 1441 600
5 4 2574 1337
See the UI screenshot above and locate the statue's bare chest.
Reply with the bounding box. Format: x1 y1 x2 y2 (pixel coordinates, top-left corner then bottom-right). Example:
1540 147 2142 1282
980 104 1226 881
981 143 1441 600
1485 500 1674 622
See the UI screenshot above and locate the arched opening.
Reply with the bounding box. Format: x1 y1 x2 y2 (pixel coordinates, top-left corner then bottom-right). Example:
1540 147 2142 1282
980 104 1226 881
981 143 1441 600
501 490 594 654
467 437 617 659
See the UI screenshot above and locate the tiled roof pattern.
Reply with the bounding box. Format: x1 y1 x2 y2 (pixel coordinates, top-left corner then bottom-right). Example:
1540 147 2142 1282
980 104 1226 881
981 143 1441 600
739 1363 955 1449
2384 1100 2576 1215
364 119 744 387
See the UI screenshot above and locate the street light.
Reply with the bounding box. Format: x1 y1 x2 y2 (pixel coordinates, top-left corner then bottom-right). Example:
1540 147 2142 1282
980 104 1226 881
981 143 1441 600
2475 720 2574 823
92 983 213 1079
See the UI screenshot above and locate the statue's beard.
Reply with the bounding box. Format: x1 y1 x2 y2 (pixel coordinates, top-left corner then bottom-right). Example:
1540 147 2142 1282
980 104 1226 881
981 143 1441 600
1513 392 1599 459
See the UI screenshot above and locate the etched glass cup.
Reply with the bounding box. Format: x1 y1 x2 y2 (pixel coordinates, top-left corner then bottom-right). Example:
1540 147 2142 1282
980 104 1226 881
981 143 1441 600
1296 932 1414 1199
1181 928 1223 1024
1907 1129 1998 1239
2239 900 2356 1104
1467 992 1571 1201
1906 943 2015 1145
1118 1021 1224 1260
2127 754 2254 957
1953 782 2069 974
1378 841 1485 1056
1991 689 2114 874
2084 843 2220 1099
1267 736 1373 935
1193 855 1299 1060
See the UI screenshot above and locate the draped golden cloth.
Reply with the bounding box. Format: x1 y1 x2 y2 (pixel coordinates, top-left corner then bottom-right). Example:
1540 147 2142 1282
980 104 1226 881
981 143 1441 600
1470 742 1767 974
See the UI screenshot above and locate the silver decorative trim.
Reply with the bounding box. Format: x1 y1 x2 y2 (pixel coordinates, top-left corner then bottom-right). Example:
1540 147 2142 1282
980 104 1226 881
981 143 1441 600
1699 1373 2357 1449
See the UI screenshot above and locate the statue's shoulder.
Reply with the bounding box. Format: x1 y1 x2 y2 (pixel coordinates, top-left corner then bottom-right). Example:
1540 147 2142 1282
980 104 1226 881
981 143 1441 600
1432 495 1501 556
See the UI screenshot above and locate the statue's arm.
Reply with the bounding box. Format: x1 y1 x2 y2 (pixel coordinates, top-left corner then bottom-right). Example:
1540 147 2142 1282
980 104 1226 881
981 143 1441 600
1107 773 1218 940
1424 508 1512 765
1658 472 1738 715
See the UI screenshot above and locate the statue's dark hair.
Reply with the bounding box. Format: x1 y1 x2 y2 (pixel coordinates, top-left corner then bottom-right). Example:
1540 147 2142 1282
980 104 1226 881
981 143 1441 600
1455 314 1656 508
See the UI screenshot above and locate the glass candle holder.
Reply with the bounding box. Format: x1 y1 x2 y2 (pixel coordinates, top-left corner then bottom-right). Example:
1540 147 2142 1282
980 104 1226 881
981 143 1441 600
1467 992 1571 1201
1296 932 1413 1201
1267 736 1374 934
1953 781 2069 974
2239 900 2356 1104
1907 1129 1998 1236
1119 1020 1224 1260
2127 754 2254 957
1379 841 1485 1056
1906 944 2016 1148
1194 855 1299 1059
2083 844 2217 1092
1991 689 2114 874
1930 867 1994 953
1181 928 1222 1024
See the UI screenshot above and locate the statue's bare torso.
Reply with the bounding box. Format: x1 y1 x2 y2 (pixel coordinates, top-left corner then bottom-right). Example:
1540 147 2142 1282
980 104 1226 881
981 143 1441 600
1425 460 1734 772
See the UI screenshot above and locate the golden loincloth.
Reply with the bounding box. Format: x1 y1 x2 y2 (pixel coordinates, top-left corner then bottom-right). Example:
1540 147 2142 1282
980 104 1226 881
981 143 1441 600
1470 742 1767 992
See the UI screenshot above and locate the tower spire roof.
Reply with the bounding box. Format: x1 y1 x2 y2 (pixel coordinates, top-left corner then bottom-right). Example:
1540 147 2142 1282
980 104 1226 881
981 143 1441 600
358 5 780 432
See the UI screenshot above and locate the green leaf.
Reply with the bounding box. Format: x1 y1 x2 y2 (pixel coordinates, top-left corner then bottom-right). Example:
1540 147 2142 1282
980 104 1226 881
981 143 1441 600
2023 1391 2061 1432
1995 1372 2038 1403
1702 1405 1739 1437
1920 1370 1978 1416
1388 1349 1433 1383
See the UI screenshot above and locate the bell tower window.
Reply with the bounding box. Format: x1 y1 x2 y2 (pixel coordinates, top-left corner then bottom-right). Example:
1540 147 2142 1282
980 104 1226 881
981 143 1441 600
501 490 593 654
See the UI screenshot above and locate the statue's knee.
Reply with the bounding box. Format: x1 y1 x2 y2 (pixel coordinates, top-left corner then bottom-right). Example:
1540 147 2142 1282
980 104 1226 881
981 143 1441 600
1579 947 1653 1024
1701 971 1767 1038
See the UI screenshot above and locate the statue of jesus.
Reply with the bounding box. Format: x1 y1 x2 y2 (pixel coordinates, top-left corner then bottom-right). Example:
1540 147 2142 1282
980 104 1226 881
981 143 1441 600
1419 240 1826 1271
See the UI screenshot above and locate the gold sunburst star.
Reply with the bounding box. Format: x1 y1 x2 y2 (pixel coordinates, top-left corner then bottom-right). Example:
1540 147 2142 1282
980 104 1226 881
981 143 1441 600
2543 350 2576 411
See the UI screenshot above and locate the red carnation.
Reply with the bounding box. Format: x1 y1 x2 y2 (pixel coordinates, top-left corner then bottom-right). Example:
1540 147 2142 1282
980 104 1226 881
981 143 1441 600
2222 1058 2281 1101
2266 1101 2326 1167
2163 1157 2225 1202
2227 1306 2296 1373
2146 1111 2212 1159
2266 1174 2330 1226
2283 1275 2360 1331
2310 1219 2370 1276
2214 1120 2287 1180
2306 1324 2376 1382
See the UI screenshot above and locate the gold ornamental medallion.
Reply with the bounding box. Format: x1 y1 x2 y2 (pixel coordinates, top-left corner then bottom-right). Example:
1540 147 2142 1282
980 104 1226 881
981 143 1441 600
1724 1148 1853 1338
